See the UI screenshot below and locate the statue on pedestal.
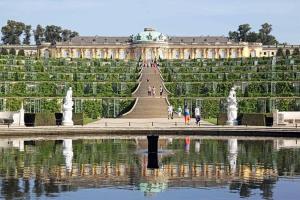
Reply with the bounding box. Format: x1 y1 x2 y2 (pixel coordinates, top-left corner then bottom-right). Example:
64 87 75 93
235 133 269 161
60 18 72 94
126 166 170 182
62 87 74 126
226 87 238 126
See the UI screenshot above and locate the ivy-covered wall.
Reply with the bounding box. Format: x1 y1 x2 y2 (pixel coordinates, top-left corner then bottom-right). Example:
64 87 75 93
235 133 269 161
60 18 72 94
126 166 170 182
0 56 140 118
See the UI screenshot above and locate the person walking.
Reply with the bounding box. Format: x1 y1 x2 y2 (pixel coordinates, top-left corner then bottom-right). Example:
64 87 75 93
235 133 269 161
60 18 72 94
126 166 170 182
184 105 190 125
159 86 163 97
152 86 156 97
195 107 201 126
168 105 173 120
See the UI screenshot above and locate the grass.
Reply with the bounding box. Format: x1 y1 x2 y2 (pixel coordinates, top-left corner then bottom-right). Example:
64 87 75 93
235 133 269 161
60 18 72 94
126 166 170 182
205 118 217 125
83 117 99 125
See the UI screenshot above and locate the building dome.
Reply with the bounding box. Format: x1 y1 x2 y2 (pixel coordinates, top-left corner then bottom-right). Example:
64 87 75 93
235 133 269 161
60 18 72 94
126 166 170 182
132 28 168 43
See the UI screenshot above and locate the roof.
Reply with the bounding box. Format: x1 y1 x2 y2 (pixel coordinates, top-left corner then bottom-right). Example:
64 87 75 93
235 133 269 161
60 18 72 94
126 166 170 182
58 28 230 45
168 36 229 44
63 36 131 45
60 35 230 45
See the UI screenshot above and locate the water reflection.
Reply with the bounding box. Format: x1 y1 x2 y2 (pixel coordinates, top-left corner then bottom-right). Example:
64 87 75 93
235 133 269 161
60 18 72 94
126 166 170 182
0 137 300 199
62 139 73 173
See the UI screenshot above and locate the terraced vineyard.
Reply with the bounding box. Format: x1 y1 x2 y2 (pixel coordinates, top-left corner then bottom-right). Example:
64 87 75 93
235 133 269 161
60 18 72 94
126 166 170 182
0 56 140 118
161 57 300 118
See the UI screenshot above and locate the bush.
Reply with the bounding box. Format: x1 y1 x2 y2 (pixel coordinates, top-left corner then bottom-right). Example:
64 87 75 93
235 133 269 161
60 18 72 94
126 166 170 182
73 113 84 125
0 48 8 55
34 112 56 126
9 48 16 55
17 49 25 56
241 113 266 126
217 113 227 125
6 98 22 111
83 100 101 118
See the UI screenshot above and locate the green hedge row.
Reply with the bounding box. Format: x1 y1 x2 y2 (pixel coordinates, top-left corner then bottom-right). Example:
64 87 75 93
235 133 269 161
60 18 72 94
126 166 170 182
162 71 300 82
0 72 139 82
2 98 135 118
0 82 138 97
165 81 299 97
168 97 300 119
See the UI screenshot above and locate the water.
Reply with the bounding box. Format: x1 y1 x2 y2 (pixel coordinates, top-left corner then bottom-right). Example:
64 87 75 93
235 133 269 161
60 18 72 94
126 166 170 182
1 136 300 200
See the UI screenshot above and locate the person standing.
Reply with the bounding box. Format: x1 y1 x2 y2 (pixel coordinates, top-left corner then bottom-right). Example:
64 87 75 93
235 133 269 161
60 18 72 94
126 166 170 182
152 86 156 97
184 105 190 125
178 107 182 117
168 105 173 119
159 86 163 97
195 107 201 126
148 85 152 96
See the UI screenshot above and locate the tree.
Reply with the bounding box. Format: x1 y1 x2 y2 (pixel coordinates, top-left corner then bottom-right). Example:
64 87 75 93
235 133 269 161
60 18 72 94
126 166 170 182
61 29 79 42
1 20 25 44
33 24 45 45
9 48 16 55
259 23 277 45
17 49 25 56
286 49 291 57
0 48 8 55
229 31 239 42
238 24 251 42
44 25 62 45
23 25 31 45
276 48 284 57
260 23 272 35
246 32 259 42
293 48 300 55
228 23 278 45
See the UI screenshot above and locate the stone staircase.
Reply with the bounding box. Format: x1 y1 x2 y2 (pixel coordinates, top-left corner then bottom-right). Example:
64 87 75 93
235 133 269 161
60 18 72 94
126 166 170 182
123 65 169 118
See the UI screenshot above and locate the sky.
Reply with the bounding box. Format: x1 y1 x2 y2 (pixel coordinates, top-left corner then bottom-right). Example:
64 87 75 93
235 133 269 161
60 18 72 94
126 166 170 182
0 0 299 44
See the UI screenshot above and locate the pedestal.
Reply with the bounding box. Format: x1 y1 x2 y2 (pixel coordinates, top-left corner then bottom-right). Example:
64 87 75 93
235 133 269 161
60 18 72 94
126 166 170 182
226 120 238 126
62 106 74 126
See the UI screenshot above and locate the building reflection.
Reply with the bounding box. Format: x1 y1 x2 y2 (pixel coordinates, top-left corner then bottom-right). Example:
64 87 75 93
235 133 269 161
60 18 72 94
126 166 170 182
1 137 299 199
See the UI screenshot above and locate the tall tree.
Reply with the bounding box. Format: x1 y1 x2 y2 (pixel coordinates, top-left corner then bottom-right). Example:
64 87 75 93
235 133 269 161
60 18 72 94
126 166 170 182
238 24 251 42
23 25 31 45
228 23 278 45
44 25 62 45
61 29 79 42
61 29 72 42
228 31 239 42
1 20 25 44
246 32 259 43
70 31 79 39
33 24 45 45
259 23 277 45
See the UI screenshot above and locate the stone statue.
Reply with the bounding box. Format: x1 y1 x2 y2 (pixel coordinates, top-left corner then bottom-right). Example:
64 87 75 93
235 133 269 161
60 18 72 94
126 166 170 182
226 87 238 125
62 87 74 126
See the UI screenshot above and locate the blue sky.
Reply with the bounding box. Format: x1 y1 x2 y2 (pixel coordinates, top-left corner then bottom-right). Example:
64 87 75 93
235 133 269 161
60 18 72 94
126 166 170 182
0 0 299 44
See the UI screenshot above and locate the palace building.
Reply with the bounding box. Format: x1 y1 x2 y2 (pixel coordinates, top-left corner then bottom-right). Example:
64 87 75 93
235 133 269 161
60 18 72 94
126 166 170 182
1 28 299 59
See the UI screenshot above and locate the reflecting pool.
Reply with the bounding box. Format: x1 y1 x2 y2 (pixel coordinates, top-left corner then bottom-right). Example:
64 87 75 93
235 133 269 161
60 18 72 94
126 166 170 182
1 136 300 200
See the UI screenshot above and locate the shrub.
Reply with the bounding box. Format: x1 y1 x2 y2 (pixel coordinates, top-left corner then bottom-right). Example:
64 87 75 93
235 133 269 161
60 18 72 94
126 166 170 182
17 49 25 56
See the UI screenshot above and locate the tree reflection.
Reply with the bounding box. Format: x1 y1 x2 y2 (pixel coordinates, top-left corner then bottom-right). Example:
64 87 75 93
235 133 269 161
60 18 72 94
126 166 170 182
0 138 299 199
